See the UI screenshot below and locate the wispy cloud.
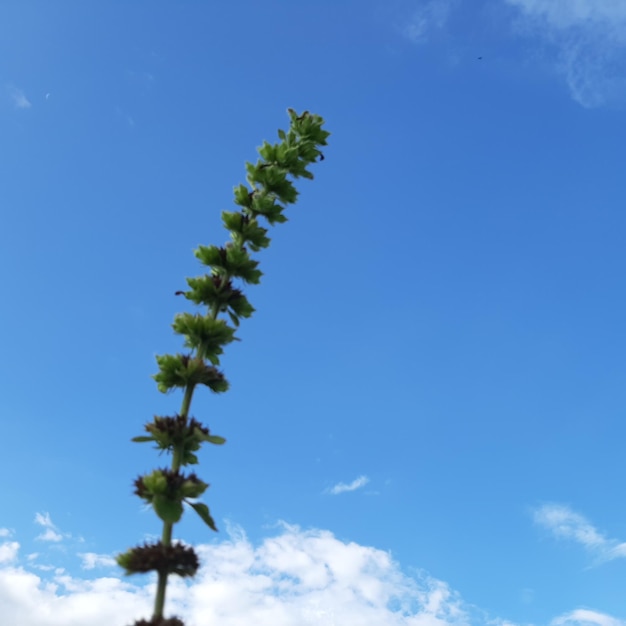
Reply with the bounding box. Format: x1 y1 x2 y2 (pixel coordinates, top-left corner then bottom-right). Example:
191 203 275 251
78 552 116 570
326 475 370 495
533 503 626 564
403 0 457 44
7 85 32 109
115 106 135 128
34 512 63 543
506 0 626 107
31 563 58 572
125 69 155 89
507 1 626 29
552 608 626 626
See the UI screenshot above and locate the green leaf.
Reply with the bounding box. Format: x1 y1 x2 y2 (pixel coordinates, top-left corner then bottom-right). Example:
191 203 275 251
153 353 229 393
229 293 255 319
189 501 217 531
153 353 192 392
224 245 262 284
116 550 134 575
131 436 155 443
204 434 226 445
143 469 168 495
180 477 209 498
153 495 184 524
221 210 243 232
195 244 226 270
182 451 199 465
258 140 276 161
172 313 237 358
239 217 270 251
249 192 288 225
233 183 252 207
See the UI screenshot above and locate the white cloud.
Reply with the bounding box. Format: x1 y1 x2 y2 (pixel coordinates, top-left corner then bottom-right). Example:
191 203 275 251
327 475 370 495
552 608 626 626
404 0 457 44
0 528 12 538
79 552 117 570
506 0 626 107
0 541 20 564
2 518 624 626
0 565 152 626
36 529 63 542
0 522 478 626
534 503 626 564
34 512 64 543
7 85 31 109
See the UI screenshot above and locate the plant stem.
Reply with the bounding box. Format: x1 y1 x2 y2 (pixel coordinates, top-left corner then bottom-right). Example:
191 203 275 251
124 110 328 626
154 302 219 619
153 382 196 619
153 561 169 619
179 384 196 429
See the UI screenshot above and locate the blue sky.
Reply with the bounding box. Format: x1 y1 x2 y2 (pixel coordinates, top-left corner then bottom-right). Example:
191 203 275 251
2 1 626 624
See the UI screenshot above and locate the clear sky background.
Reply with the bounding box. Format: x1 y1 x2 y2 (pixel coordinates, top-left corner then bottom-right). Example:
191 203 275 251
2 1 626 625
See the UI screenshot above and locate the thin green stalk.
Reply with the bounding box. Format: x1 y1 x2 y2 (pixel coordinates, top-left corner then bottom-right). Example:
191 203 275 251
178 384 196 427
153 303 218 619
153 562 168 619
153 382 196 619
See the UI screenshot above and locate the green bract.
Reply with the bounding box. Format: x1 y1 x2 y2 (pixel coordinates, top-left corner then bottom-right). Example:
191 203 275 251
121 109 329 626
172 314 237 363
153 354 229 391
131 415 226 466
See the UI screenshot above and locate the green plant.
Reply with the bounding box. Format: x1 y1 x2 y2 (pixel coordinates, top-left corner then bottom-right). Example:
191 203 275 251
116 109 330 626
